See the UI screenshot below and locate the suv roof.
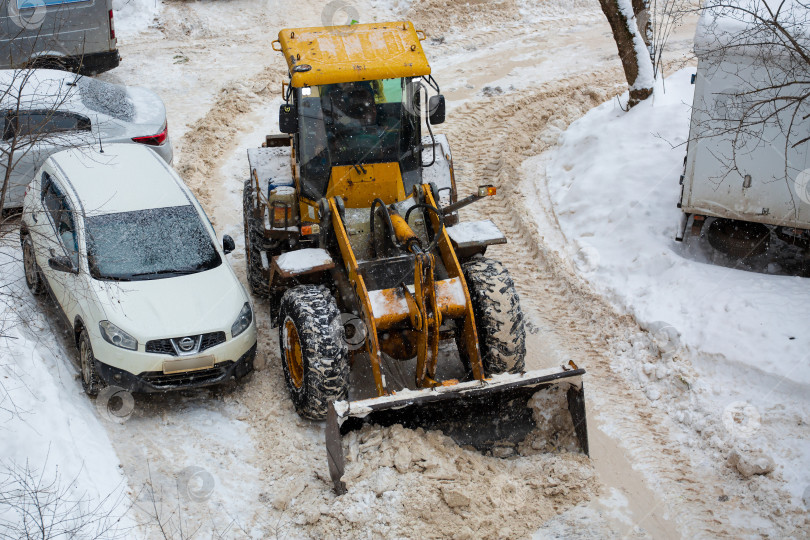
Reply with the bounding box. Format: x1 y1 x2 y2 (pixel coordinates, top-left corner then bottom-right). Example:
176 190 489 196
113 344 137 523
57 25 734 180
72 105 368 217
47 144 189 215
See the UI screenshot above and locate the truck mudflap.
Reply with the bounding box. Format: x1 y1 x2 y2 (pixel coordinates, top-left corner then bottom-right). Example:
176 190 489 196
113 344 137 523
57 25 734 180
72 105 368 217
326 365 588 494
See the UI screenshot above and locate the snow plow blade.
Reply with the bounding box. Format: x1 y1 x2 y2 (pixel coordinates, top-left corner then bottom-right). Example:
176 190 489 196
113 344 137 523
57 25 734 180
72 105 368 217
326 365 588 494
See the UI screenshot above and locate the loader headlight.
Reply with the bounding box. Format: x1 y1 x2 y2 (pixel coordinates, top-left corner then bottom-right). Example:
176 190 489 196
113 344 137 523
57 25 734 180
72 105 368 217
99 321 138 351
231 302 253 338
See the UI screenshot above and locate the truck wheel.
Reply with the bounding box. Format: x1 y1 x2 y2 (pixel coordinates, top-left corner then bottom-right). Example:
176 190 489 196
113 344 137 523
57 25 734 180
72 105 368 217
278 286 349 420
79 329 105 397
461 257 526 375
243 178 271 298
22 235 45 295
707 218 769 258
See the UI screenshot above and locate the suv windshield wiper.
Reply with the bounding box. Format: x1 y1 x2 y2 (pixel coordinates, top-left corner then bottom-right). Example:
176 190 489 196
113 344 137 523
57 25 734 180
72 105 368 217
129 268 201 278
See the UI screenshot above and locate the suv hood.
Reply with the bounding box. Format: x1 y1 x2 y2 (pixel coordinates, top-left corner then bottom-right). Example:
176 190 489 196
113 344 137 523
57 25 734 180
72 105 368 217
90 264 248 341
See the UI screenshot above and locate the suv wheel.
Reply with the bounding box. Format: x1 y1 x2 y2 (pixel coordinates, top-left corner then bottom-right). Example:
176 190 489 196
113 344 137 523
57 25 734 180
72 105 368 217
79 329 105 397
22 235 45 295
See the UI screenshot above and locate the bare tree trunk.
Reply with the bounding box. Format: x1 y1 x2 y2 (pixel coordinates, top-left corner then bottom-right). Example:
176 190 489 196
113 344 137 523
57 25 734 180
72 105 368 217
632 0 654 50
599 0 655 108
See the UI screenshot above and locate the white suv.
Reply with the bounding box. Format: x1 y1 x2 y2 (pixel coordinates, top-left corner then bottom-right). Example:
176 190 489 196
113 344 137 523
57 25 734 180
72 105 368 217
19 144 257 395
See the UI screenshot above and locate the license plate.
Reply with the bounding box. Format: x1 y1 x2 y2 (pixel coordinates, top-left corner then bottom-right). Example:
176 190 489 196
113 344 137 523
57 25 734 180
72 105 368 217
162 355 215 375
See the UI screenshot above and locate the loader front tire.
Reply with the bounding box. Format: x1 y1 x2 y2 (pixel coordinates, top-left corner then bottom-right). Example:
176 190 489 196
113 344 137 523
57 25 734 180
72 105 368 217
243 178 271 298
462 257 526 375
278 286 349 420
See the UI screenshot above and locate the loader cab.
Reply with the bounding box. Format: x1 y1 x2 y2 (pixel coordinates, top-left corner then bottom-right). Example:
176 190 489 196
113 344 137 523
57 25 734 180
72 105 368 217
273 21 443 209
289 77 424 204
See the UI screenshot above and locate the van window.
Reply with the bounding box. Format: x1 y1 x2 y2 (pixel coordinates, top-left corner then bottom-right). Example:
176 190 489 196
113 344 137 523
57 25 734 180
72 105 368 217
4 111 91 140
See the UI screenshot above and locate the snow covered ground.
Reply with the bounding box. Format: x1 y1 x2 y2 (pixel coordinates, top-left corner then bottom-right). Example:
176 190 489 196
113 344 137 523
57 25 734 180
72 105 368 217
0 244 131 537
2 0 808 537
112 0 162 38
544 69 810 387
530 68 810 509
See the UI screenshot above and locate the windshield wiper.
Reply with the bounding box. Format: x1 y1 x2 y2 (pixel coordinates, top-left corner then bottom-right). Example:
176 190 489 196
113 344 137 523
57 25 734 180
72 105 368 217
130 268 201 278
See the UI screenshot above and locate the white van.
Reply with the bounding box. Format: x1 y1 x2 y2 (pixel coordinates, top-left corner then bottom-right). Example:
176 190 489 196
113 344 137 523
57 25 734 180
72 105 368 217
677 8 810 254
0 0 119 74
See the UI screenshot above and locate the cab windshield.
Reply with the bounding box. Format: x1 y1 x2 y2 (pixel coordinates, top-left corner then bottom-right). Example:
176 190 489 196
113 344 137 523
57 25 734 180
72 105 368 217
297 77 421 200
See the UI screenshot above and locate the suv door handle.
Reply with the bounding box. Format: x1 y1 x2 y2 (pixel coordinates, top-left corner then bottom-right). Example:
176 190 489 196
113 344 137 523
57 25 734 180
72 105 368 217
31 212 38 223
49 248 55 257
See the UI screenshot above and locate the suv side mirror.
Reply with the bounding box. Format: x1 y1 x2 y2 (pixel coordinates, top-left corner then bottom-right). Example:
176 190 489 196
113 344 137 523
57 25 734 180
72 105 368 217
222 234 235 254
429 95 446 125
49 255 77 273
279 103 298 134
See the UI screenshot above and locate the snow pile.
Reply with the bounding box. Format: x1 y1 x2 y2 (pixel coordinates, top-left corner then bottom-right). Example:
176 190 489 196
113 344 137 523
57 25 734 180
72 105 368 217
113 0 161 37
0 243 130 535
537 68 810 503
313 424 594 538
275 248 333 273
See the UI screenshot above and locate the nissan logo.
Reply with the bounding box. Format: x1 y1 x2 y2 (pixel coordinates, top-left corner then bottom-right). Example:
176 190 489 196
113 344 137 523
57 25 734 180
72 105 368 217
178 337 195 352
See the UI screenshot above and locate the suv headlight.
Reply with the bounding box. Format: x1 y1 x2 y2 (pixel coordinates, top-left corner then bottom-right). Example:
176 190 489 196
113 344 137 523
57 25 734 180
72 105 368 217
231 302 253 338
99 321 138 351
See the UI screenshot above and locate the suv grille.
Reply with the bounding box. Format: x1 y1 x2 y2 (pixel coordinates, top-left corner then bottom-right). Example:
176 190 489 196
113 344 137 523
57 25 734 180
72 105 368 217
145 339 174 355
140 362 232 388
200 331 227 351
145 331 226 356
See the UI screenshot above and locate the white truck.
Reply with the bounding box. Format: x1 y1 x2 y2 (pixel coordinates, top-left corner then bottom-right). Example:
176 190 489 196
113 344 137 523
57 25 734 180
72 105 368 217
677 6 810 256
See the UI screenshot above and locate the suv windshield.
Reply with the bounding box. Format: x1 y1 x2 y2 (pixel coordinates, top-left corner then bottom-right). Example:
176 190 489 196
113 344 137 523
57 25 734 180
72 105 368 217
85 205 221 281
298 77 421 200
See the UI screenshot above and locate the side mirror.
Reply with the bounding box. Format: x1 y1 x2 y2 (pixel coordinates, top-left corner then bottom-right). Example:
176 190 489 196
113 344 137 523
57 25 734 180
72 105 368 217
428 95 446 125
279 103 298 134
222 234 235 255
48 255 76 273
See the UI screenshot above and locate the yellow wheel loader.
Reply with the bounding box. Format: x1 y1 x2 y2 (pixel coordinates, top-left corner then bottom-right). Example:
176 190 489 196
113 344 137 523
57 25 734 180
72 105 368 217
243 21 588 493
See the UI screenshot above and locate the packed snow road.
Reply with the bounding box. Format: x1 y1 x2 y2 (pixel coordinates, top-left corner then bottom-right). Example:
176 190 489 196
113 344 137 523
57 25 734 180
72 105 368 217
3 0 806 537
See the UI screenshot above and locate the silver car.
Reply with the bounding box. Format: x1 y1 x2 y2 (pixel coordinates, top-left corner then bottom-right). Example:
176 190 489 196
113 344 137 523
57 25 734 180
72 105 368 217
1 0 119 74
1 68 172 209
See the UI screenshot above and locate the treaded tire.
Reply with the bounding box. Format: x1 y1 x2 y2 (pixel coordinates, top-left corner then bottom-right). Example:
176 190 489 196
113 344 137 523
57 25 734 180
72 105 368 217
278 286 349 420
707 218 769 258
21 235 45 295
79 329 105 397
243 177 271 298
462 257 526 375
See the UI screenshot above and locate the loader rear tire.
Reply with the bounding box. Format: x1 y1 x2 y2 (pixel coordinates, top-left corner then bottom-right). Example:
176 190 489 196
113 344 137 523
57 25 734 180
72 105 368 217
462 257 526 375
243 178 271 298
278 286 349 420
